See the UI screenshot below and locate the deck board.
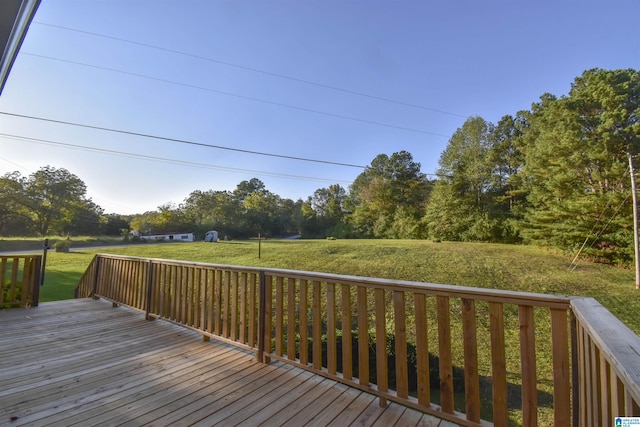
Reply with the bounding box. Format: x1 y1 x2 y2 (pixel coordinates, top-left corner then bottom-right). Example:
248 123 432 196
0 299 453 426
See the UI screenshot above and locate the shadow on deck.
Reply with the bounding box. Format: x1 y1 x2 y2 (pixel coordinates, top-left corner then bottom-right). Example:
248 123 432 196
0 299 456 427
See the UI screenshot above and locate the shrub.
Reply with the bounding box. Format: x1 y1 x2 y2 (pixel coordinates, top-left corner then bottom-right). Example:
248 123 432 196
54 238 70 253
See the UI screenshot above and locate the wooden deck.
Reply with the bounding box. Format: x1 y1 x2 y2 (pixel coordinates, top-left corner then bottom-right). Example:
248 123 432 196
0 299 458 427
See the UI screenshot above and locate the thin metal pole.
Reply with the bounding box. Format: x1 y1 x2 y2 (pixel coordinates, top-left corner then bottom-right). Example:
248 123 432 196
628 153 640 289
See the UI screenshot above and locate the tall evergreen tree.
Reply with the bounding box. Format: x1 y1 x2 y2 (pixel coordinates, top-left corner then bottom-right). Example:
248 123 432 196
520 68 640 262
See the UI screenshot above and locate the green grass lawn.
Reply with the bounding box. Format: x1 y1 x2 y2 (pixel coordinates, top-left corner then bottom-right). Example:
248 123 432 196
33 238 640 334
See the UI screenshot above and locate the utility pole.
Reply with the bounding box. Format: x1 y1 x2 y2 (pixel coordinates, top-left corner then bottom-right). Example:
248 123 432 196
628 153 640 289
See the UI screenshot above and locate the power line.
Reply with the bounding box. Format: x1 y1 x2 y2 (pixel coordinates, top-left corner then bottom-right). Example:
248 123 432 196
21 53 450 138
1 112 449 178
0 133 354 185
33 21 470 119
0 111 368 168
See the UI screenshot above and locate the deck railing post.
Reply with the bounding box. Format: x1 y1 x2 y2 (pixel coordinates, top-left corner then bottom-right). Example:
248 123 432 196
91 255 101 298
31 255 42 307
257 270 266 363
145 260 155 321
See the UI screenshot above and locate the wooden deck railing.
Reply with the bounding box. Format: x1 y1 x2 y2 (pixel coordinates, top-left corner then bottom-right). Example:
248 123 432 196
571 298 640 425
75 254 640 426
1 255 42 308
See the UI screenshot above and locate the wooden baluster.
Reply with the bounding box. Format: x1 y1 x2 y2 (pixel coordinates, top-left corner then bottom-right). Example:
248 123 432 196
214 269 222 335
186 267 194 326
299 279 309 365
199 268 207 332
192 268 201 328
414 293 430 407
489 302 508 425
611 368 625 417
577 322 588 425
240 272 248 344
275 276 284 356
203 269 212 341
223 271 231 338
287 278 296 360
312 280 322 370
437 295 454 413
263 274 273 362
550 308 571 426
357 286 369 386
231 271 239 341
462 298 479 423
248 273 257 347
590 335 602 423
341 284 353 380
394 290 408 400
375 288 388 406
327 282 337 375
600 352 611 424
519 305 538 426
179 265 186 323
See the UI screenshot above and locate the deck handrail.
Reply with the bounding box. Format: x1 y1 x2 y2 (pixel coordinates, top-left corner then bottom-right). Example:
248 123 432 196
571 297 640 425
74 253 640 426
1 255 42 308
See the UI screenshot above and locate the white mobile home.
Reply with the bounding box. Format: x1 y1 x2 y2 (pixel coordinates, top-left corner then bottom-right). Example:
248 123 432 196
132 231 195 242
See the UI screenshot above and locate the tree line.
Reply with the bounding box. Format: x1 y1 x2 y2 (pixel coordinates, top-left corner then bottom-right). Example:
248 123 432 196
1 68 638 264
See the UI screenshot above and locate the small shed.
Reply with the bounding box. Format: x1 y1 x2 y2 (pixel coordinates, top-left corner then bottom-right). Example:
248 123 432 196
205 230 218 242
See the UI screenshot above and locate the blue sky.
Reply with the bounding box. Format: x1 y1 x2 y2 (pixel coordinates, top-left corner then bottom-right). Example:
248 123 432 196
1 1 638 215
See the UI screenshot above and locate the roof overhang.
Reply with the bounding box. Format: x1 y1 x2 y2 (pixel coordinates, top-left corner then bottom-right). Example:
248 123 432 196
0 0 41 96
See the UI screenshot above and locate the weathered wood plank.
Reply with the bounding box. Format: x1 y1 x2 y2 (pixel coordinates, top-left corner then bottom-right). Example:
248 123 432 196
255 377 332 423
196 370 315 426
25 347 246 426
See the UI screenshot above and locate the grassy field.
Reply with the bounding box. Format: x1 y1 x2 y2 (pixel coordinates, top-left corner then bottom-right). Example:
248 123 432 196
29 238 640 334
